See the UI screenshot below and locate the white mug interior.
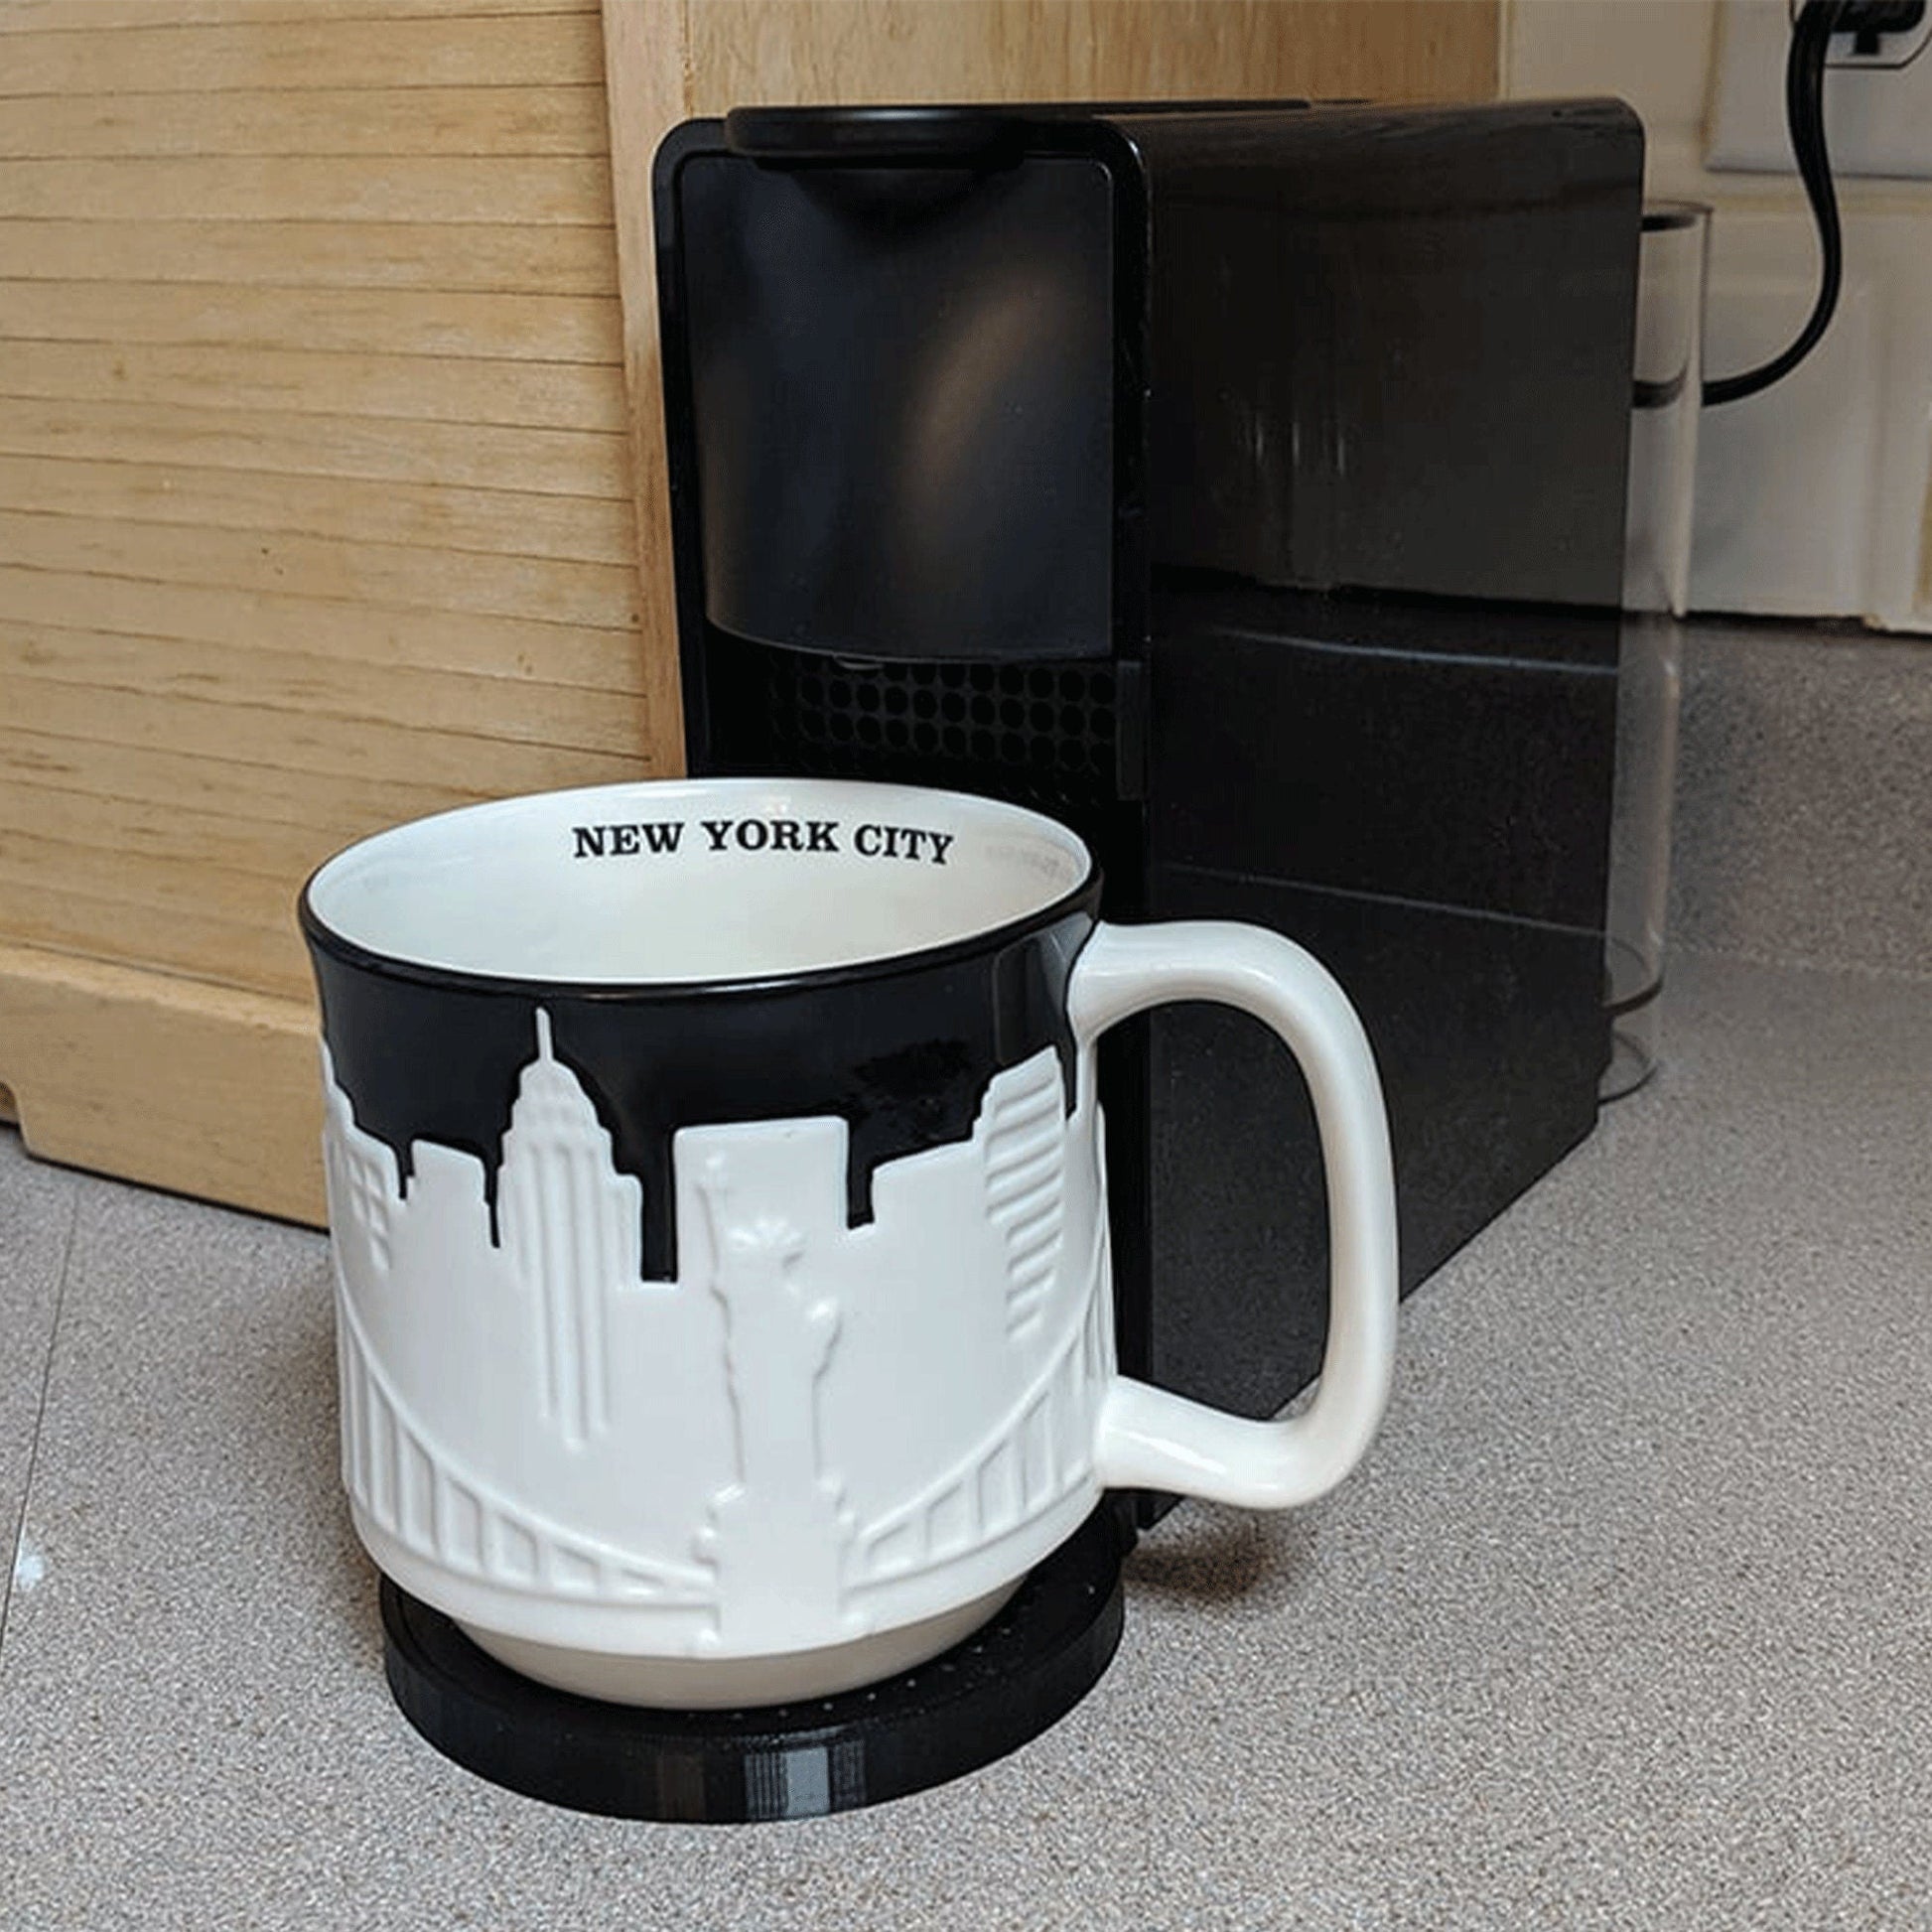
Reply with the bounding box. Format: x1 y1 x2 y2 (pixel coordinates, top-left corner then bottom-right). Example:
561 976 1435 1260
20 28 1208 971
304 777 1091 983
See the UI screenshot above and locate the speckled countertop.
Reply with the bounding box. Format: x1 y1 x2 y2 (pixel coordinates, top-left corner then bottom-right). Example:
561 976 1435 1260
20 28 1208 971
2 621 1929 1929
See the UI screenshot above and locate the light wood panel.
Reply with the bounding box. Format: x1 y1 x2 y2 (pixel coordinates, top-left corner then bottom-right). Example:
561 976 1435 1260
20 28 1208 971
0 85 613 158
1 626 652 751
0 397 631 493
1 724 481 830
0 457 636 563
0 570 646 686
5 677 645 796
2 0 587 24
0 220 620 293
0 0 661 1216
0 156 615 223
0 940 322 1223
0 665 639 986
0 12 605 92
0 282 621 360
0 869 314 998
0 828 313 949
674 0 1499 107
599 0 686 760
0 510 639 625
0 342 626 429
0 776 405 884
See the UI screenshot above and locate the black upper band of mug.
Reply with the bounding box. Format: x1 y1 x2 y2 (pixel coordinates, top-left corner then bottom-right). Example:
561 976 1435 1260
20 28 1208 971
301 802 1104 1283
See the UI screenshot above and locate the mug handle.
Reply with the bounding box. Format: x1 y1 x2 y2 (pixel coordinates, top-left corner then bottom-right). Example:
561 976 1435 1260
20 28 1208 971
1069 920 1400 1508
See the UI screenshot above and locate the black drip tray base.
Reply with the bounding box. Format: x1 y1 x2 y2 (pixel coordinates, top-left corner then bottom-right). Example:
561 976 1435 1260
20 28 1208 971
379 1507 1129 1823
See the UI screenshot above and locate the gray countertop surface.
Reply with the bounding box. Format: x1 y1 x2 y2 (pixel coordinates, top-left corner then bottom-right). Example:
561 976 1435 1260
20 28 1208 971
3 946 1929 1931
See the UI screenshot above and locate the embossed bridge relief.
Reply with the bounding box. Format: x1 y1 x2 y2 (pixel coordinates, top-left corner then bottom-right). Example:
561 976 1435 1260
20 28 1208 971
322 1009 1108 1654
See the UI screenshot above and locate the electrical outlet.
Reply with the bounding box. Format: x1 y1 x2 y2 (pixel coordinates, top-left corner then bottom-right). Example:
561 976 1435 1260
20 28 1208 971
1708 0 1932 176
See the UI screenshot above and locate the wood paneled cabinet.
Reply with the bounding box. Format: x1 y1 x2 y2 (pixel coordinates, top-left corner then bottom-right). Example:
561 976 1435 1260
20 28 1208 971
0 0 1496 1220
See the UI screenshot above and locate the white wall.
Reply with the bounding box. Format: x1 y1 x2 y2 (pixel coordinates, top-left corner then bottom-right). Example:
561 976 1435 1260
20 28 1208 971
1504 0 1932 632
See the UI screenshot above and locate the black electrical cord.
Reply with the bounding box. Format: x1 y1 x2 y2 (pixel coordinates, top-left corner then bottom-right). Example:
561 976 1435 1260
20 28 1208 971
1703 0 1851 404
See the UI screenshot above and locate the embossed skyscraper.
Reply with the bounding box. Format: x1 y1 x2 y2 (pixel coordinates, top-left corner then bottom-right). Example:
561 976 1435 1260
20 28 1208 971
498 1010 641 1450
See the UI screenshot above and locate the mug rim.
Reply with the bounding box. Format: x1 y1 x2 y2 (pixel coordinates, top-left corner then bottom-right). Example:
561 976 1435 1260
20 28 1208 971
299 775 1102 1002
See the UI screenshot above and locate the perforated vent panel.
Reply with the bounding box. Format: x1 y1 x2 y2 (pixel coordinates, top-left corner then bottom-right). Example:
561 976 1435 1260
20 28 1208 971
701 633 1122 819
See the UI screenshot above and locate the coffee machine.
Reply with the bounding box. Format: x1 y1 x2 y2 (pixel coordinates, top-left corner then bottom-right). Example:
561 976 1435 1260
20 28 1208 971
383 98 1643 1822
659 98 1642 1430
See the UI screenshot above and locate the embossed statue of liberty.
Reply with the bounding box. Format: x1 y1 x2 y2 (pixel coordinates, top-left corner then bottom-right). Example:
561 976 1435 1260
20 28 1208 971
694 1154 860 1650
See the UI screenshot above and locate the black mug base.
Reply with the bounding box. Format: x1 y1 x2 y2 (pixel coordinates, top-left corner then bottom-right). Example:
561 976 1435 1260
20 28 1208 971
377 1505 1129 1823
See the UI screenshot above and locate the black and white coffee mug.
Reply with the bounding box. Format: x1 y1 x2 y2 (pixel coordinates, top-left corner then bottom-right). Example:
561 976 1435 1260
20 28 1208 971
301 778 1398 1708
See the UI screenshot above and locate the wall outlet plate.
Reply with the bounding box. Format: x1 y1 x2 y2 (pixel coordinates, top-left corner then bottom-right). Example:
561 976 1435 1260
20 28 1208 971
1708 0 1932 177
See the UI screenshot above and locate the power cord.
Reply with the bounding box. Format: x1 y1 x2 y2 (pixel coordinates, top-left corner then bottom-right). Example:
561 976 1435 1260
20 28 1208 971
1703 0 1851 405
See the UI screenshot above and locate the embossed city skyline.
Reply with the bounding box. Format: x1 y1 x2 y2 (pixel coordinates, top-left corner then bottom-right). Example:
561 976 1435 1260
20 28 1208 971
324 1008 1113 1656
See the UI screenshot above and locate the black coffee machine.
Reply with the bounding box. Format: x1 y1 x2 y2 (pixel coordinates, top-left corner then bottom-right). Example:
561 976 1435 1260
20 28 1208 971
619 95 1644 1816
659 97 1642 1423
389 97 1641 1825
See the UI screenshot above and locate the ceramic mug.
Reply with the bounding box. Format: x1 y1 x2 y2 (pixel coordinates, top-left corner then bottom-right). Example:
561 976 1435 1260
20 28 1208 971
301 778 1399 1708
